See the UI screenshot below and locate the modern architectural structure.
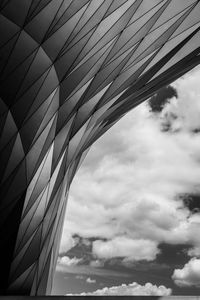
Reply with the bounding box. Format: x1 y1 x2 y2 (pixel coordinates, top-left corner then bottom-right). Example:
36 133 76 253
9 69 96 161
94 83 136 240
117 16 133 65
0 0 200 295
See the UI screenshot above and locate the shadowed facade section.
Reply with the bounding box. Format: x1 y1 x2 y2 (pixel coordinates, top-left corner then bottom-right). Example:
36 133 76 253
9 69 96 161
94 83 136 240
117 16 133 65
0 0 200 295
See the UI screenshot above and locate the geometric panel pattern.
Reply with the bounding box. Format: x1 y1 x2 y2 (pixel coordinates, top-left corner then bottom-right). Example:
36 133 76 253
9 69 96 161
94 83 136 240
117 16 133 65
0 0 200 295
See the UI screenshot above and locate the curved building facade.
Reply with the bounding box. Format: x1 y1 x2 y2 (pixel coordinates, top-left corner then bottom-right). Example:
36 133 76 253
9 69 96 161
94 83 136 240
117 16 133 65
0 0 200 295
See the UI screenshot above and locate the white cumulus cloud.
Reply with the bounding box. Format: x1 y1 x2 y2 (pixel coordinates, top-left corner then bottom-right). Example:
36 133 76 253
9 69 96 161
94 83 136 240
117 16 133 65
56 256 82 272
172 258 200 287
92 237 159 261
79 282 172 296
86 277 96 283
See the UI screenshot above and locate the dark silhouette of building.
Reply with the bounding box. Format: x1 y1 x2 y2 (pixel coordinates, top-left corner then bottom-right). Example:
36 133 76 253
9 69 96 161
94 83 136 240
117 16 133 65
0 0 200 295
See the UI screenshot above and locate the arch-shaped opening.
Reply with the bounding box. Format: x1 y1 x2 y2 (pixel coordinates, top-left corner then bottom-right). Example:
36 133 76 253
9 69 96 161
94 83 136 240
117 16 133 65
53 65 200 296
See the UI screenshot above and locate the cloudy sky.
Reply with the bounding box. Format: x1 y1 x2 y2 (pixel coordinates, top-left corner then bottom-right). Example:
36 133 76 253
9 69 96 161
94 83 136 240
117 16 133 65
52 66 200 296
